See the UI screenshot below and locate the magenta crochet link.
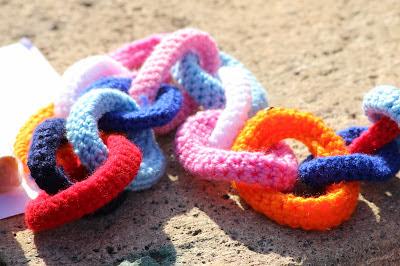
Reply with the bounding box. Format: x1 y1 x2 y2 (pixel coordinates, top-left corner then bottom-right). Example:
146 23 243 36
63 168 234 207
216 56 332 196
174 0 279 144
129 28 221 104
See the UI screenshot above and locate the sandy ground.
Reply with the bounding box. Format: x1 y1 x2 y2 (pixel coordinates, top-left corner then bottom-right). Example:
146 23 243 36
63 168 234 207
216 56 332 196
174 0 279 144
1 0 400 265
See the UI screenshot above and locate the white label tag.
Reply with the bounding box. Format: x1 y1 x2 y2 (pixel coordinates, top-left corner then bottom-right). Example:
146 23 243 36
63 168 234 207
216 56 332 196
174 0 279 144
0 39 62 219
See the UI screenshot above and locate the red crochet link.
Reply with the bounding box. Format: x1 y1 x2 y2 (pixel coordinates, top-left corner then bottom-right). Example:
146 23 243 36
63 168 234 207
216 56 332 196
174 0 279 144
348 117 400 154
25 134 142 232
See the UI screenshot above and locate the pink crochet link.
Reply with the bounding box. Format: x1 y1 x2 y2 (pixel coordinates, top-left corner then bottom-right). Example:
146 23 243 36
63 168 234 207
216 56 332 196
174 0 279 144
55 55 131 118
129 28 221 103
175 110 298 190
110 34 165 70
110 32 201 135
208 67 252 149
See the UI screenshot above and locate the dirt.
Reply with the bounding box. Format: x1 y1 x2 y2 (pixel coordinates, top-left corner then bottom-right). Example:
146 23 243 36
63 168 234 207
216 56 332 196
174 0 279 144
0 0 400 265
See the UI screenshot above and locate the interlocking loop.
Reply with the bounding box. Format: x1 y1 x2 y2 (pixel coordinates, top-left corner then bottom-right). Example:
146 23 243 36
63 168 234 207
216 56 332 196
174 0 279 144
232 107 360 231
19 28 399 233
299 126 400 187
175 63 297 190
175 110 298 190
14 103 55 172
83 77 184 132
65 87 169 191
15 78 175 191
129 28 220 104
25 133 142 232
174 52 268 115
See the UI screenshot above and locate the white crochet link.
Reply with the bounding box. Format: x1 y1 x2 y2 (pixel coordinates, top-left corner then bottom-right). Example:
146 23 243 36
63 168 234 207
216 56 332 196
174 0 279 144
54 55 131 118
208 67 252 149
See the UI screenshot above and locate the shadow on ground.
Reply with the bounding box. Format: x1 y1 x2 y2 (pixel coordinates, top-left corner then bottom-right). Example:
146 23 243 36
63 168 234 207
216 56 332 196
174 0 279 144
0 133 399 265
0 215 29 265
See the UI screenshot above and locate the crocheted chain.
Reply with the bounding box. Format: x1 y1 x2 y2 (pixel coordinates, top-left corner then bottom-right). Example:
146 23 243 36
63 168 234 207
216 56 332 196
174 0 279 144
299 126 400 187
129 28 220 104
175 110 298 191
87 77 171 190
27 118 132 216
298 85 400 187
173 52 268 115
14 81 173 192
66 88 167 191
83 76 184 132
111 32 267 136
25 134 142 232
109 33 198 135
56 53 195 135
174 61 295 189
20 28 400 233
232 108 360 231
66 89 138 170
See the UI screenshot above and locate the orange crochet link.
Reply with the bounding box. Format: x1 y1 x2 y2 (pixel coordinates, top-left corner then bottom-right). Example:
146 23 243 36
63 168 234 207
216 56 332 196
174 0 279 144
232 107 360 231
13 104 55 172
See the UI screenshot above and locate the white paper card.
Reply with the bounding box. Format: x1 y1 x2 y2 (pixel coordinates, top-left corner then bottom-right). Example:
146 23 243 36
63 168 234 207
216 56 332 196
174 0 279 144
0 39 62 219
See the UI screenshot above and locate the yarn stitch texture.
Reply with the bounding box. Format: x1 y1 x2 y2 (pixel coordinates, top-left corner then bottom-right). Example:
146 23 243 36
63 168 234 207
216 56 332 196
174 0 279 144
66 88 167 191
299 126 400 187
174 52 268 115
25 134 142 232
110 32 200 135
57 52 191 135
110 34 165 70
87 77 171 190
363 85 400 124
27 118 128 215
15 82 170 191
207 67 252 149
27 118 74 194
83 76 184 132
99 83 183 132
232 107 360 231
129 28 220 104
347 116 400 154
175 109 298 191
14 104 55 172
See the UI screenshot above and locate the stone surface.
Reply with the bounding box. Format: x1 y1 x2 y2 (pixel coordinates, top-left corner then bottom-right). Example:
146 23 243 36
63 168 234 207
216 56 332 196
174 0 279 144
1 0 400 265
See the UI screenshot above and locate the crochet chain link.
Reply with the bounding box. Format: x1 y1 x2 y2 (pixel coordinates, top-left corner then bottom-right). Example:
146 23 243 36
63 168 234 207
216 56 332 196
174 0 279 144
13 28 400 232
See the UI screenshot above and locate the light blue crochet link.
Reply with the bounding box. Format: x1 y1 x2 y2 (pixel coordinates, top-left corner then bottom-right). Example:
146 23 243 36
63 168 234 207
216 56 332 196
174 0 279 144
66 88 166 191
127 130 166 191
363 85 400 125
173 51 268 116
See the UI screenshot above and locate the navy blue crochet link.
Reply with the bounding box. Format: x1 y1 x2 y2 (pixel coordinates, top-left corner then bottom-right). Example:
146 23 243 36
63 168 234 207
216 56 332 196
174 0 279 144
27 118 74 194
27 118 128 214
83 76 183 131
299 126 400 187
